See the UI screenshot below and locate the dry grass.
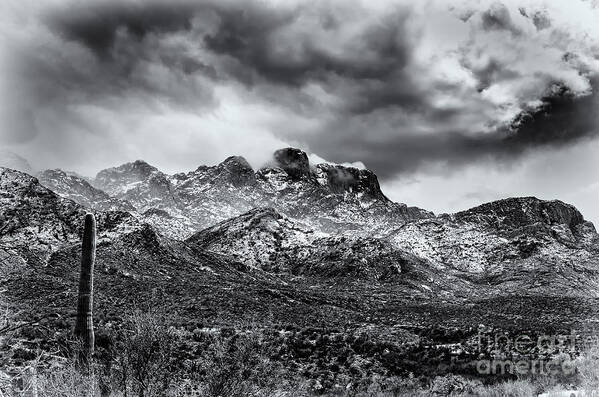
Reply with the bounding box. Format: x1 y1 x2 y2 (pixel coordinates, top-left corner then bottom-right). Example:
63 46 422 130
0 365 593 397
575 341 599 391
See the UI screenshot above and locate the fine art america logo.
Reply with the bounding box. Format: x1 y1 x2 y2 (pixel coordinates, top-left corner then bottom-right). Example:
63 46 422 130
474 330 596 376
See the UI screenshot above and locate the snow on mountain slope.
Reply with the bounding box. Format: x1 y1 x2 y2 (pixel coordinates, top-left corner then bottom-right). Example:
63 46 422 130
187 207 323 271
14 148 599 295
38 169 135 212
187 207 423 280
388 197 599 295
95 160 178 210
32 148 434 240
3 151 599 297
0 167 143 272
85 148 432 238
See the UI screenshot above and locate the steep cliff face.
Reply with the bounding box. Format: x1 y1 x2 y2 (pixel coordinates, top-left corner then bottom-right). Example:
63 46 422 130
273 148 312 180
315 164 388 201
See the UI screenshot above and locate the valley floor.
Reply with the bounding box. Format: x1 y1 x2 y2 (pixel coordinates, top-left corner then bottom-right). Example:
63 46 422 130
3 275 599 396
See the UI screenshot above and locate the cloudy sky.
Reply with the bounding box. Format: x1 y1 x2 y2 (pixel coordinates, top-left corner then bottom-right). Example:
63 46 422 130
1 0 599 223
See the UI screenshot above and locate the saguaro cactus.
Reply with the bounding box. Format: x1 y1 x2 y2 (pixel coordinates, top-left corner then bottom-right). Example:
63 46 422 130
75 213 96 363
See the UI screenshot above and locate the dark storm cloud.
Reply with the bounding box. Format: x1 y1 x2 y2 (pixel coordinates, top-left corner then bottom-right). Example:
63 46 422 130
204 10 410 85
506 82 599 147
45 2 199 58
40 0 427 116
43 0 220 88
2 0 223 144
202 4 424 114
307 81 599 178
4 0 599 179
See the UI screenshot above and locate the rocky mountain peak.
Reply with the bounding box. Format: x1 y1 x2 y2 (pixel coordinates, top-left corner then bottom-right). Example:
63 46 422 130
273 148 311 180
221 155 252 169
264 148 390 202
130 159 157 173
96 160 159 183
94 159 169 198
216 156 256 186
455 196 586 231
316 164 387 201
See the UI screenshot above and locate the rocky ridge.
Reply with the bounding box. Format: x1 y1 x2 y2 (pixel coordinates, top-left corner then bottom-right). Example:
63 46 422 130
83 148 431 238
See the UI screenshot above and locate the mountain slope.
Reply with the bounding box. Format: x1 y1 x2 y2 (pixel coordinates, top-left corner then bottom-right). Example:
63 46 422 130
0 168 435 333
86 148 431 238
38 169 135 212
0 167 143 274
389 197 599 295
187 196 599 297
187 207 418 280
23 148 599 298
4 162 599 377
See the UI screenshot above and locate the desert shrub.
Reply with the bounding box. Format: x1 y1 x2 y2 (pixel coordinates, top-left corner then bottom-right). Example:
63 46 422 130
574 340 599 391
429 374 472 395
0 346 100 397
35 361 98 397
197 326 290 397
463 379 537 397
359 374 425 396
102 309 181 397
7 311 599 397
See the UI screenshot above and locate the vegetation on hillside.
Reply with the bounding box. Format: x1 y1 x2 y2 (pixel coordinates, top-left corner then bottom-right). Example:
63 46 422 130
1 307 598 397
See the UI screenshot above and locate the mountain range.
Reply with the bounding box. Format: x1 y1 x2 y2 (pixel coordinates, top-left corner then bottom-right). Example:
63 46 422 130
1 147 599 337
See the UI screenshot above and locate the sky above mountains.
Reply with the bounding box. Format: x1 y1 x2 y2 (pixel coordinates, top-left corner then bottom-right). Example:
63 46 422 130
1 0 599 224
